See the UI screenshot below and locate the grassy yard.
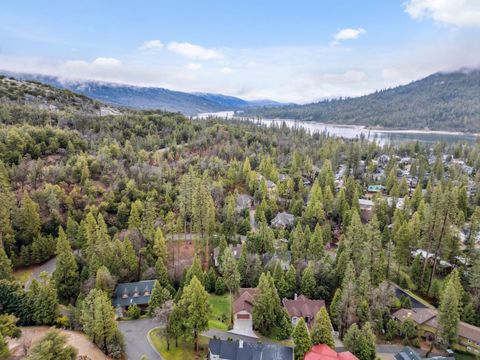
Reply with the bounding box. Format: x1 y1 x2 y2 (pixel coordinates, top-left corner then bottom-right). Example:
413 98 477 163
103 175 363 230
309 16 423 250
148 328 208 360
208 294 230 331
13 267 34 285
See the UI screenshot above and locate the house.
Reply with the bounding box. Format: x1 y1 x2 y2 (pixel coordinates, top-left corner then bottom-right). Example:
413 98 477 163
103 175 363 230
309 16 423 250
266 180 277 192
358 199 374 222
263 251 291 271
271 212 295 228
236 194 253 212
208 338 293 360
112 280 155 315
282 295 326 328
378 154 390 167
304 344 358 360
232 288 259 336
394 346 453 360
366 184 386 197
213 244 243 267
393 308 480 355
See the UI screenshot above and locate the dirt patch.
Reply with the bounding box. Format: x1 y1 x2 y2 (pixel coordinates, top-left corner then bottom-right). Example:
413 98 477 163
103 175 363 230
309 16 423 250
168 239 196 280
9 326 112 360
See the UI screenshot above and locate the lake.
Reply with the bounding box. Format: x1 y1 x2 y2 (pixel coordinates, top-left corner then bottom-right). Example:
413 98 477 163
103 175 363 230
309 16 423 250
256 119 479 145
197 112 478 145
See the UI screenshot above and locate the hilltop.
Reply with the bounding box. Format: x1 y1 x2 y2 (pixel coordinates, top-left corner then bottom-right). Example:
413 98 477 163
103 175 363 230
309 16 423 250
0 75 121 116
243 69 480 133
0 71 286 116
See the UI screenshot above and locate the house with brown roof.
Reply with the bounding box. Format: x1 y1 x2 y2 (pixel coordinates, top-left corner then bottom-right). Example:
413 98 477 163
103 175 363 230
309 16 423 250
282 294 326 328
232 288 259 337
393 308 480 356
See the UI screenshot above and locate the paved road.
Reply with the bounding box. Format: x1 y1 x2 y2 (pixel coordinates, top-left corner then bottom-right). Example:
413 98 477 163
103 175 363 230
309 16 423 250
25 256 57 289
118 318 162 360
249 208 257 230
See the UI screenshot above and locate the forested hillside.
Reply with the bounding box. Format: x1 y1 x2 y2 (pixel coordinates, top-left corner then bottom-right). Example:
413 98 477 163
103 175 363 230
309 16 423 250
0 75 121 117
244 69 480 132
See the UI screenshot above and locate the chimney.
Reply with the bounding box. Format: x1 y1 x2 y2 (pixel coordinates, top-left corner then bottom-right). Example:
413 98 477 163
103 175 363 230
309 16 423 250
294 293 298 300
239 340 243 348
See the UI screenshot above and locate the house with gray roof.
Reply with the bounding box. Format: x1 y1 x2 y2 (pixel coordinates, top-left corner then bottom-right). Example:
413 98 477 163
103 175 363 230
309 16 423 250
271 212 295 228
208 338 293 360
236 194 253 212
112 280 155 315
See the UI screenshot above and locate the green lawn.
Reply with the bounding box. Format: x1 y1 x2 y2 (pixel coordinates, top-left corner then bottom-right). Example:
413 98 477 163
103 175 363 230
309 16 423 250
148 328 208 360
208 294 230 331
13 267 34 285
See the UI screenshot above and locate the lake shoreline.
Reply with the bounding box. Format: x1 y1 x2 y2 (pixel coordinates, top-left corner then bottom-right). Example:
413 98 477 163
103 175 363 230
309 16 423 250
254 118 480 137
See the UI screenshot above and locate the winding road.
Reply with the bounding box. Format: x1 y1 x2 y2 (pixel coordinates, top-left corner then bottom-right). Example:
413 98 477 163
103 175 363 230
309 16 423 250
25 256 57 289
118 318 163 360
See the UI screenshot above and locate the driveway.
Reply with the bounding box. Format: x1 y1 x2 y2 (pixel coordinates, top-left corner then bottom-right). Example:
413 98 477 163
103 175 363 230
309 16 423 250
25 256 57 289
230 319 257 338
118 318 162 360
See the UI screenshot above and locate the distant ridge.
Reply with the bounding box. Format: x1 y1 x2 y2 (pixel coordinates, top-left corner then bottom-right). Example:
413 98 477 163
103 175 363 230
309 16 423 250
0 71 287 116
243 69 480 132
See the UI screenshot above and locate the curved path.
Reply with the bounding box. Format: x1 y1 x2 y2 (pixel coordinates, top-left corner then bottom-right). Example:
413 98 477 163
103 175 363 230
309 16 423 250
118 318 163 360
25 256 57 289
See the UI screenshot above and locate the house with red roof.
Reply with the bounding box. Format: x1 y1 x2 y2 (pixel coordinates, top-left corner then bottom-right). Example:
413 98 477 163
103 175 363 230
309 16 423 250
304 344 358 360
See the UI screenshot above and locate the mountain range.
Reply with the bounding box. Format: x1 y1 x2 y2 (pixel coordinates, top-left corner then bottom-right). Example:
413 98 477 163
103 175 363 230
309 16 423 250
242 69 480 132
0 71 285 116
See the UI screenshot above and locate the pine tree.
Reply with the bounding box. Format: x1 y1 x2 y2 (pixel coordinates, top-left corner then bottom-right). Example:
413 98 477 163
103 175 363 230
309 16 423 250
0 243 13 280
148 280 171 316
184 255 204 286
220 247 240 326
128 200 143 230
81 289 124 358
155 256 170 287
344 322 377 360
285 265 297 299
176 276 211 352
292 317 312 360
53 227 79 303
28 272 59 325
438 270 460 345
272 262 288 299
95 266 116 295
238 244 248 287
309 224 325 260
253 272 283 335
27 329 77 360
15 191 41 246
301 263 316 298
311 307 335 349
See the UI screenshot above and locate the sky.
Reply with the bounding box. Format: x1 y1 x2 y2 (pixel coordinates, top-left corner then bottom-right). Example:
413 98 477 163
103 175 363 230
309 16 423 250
1 0 480 103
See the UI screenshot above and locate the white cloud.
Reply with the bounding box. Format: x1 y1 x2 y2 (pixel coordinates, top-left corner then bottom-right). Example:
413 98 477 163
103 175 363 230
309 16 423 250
219 67 232 74
333 28 366 43
92 57 122 66
185 62 202 70
1 31 479 104
166 41 222 60
404 0 480 28
139 40 164 51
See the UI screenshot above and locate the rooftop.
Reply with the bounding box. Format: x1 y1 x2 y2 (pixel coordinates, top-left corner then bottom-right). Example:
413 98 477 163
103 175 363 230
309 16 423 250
282 295 325 321
305 344 358 360
233 288 259 314
208 338 293 360
112 280 155 308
